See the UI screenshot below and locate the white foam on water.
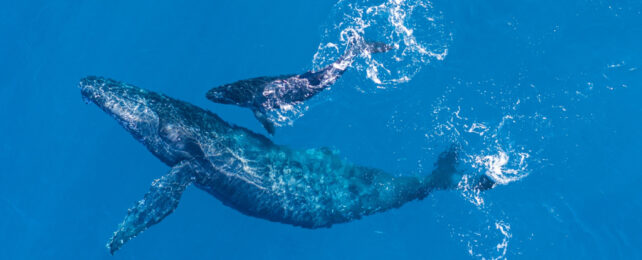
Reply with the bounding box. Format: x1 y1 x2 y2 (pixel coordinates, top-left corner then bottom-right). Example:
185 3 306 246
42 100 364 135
454 167 516 260
314 0 451 87
422 90 548 259
451 216 514 260
473 149 530 185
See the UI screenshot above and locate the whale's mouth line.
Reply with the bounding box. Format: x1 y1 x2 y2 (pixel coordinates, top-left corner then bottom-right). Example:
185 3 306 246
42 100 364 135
80 83 147 110
81 93 91 104
79 81 160 135
79 81 95 105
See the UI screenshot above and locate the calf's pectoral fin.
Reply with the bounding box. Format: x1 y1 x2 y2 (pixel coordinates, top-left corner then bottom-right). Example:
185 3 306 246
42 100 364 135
253 109 276 135
107 161 194 254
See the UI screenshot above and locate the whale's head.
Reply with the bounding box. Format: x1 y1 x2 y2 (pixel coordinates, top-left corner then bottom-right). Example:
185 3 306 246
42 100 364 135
206 85 238 105
80 76 205 166
206 83 259 107
206 77 273 107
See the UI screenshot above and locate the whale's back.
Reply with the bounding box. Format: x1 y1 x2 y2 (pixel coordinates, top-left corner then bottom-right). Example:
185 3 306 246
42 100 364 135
197 137 425 228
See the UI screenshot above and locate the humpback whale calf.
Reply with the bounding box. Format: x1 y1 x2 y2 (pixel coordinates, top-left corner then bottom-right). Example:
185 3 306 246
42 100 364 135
206 40 392 134
80 76 494 254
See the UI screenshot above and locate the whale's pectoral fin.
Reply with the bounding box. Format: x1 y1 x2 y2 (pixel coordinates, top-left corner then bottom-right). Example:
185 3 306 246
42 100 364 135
107 161 194 254
253 109 276 135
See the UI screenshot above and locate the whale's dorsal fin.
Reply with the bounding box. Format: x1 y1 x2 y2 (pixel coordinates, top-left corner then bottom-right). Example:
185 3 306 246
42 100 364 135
253 109 276 135
107 161 194 254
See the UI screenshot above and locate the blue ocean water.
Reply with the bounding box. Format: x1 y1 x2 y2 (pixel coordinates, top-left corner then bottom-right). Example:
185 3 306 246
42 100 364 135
1 0 641 259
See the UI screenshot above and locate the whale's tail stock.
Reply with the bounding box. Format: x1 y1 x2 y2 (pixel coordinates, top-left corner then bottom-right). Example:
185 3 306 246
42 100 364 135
426 145 496 192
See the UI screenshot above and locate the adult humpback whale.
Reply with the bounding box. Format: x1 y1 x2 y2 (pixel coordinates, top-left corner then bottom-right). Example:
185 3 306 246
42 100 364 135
206 40 392 134
80 76 495 254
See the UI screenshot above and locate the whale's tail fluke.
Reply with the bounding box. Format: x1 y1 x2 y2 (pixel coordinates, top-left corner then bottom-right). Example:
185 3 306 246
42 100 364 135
363 41 394 54
301 39 393 86
107 161 194 254
342 39 393 61
426 145 496 192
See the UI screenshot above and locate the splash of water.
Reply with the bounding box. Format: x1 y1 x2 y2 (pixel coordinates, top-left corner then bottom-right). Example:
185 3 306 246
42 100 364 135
453 166 516 259
423 89 546 258
473 149 530 185
314 0 450 87
450 215 514 260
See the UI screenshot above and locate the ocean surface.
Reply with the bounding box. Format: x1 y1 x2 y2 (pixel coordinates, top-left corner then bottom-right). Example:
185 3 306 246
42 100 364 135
1 0 641 259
